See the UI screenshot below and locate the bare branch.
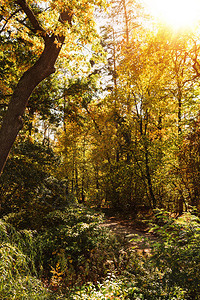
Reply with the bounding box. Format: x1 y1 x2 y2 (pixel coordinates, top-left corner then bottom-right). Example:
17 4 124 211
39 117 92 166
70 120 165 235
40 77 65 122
0 9 20 34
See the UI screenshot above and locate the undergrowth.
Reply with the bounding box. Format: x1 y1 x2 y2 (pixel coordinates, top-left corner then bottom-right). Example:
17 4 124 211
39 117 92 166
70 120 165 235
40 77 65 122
0 220 51 299
0 207 200 299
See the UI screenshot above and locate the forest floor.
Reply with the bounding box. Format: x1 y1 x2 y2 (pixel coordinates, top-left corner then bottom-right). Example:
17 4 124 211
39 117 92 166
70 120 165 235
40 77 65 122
100 215 157 255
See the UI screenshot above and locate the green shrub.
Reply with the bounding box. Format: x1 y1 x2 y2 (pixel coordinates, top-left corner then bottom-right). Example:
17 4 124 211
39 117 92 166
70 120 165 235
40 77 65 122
68 274 137 300
2 205 197 299
149 210 200 299
0 220 51 299
67 271 185 300
0 140 68 231
35 207 128 290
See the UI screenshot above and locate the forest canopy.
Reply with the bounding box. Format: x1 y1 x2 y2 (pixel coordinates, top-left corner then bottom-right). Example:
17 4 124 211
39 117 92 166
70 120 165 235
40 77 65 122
0 0 200 213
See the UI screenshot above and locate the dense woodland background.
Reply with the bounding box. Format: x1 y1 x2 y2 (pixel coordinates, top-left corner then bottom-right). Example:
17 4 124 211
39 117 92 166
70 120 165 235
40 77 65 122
0 0 200 299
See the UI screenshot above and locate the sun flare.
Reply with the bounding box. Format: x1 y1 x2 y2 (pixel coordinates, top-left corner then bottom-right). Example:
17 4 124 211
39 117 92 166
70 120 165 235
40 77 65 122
144 0 200 30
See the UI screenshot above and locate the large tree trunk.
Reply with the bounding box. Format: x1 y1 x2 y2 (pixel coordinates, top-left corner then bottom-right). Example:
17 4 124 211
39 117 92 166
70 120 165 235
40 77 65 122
0 0 74 175
0 35 64 175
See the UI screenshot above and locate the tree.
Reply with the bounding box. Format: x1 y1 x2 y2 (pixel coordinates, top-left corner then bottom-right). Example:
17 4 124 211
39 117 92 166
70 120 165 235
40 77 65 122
0 0 105 175
96 26 200 212
0 139 59 220
178 116 200 210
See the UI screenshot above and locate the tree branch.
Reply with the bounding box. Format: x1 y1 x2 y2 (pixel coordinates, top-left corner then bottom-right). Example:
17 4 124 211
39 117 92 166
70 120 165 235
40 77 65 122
15 0 45 35
0 9 20 34
16 17 36 33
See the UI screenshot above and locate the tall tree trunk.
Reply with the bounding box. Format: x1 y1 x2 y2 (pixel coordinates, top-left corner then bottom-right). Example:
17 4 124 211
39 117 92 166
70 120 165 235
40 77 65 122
144 142 156 208
177 85 182 135
75 166 79 199
0 35 64 174
0 0 72 175
81 175 85 203
122 0 129 45
140 113 156 208
177 83 184 214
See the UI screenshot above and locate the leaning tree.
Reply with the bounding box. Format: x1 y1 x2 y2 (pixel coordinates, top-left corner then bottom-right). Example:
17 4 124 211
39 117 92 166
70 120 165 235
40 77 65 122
0 0 105 175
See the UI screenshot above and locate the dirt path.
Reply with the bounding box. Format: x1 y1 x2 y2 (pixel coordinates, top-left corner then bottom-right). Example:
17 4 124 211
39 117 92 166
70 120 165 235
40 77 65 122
100 216 156 255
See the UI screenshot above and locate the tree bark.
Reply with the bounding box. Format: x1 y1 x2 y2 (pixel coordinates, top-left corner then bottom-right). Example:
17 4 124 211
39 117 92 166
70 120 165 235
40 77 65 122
0 0 69 175
0 36 64 174
144 143 156 208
